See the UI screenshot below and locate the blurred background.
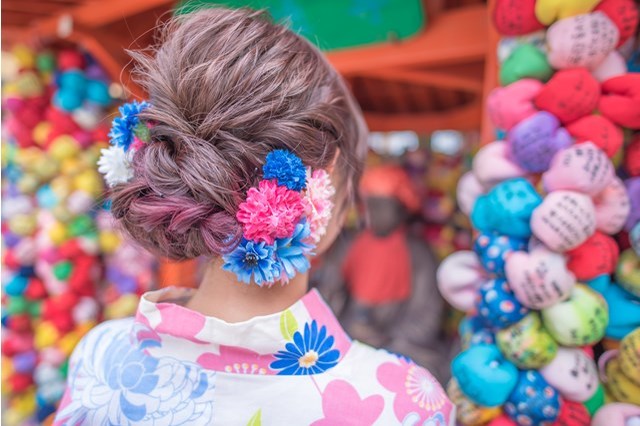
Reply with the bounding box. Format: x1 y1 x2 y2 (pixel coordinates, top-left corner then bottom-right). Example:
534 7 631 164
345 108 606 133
7 0 636 425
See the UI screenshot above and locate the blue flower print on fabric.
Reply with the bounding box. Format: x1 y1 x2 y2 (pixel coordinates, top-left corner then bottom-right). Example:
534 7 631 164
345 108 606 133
270 320 340 375
262 149 307 191
57 320 216 426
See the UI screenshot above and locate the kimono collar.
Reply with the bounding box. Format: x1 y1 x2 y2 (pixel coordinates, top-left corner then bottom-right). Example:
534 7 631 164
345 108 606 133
133 287 352 375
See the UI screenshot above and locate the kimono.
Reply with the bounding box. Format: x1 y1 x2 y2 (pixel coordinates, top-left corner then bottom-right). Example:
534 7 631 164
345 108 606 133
53 287 454 426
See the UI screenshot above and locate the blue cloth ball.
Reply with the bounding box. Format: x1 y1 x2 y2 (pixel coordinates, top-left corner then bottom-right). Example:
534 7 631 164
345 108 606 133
54 89 84 111
473 232 528 277
504 370 560 426
459 315 495 348
86 80 112 106
586 274 611 295
476 278 530 330
471 178 542 238
604 283 640 340
59 69 88 93
5 275 28 296
451 343 518 407
36 185 58 209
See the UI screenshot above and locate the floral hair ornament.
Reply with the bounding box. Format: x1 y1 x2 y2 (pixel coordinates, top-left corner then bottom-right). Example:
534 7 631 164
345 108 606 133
97 100 151 187
223 149 335 286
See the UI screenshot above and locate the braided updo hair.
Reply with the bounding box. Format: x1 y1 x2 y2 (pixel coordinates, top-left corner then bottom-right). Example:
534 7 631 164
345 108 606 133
110 7 368 261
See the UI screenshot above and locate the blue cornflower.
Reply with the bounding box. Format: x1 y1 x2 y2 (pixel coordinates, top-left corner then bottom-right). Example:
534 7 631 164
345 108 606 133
270 320 340 375
108 100 150 151
222 239 280 286
263 149 307 191
275 220 313 281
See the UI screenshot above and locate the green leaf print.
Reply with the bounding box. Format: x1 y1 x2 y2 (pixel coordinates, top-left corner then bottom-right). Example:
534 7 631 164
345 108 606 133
246 409 262 426
280 309 298 341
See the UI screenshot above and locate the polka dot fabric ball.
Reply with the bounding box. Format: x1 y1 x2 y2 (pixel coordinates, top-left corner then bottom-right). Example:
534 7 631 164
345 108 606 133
476 279 530 330
474 232 528 277
505 370 560 426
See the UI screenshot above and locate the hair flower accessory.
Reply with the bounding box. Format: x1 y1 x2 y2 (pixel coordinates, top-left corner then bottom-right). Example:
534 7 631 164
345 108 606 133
222 239 281 285
108 100 151 151
98 100 151 187
224 149 335 286
262 149 307 191
304 169 336 244
97 146 134 187
276 220 314 282
236 180 305 245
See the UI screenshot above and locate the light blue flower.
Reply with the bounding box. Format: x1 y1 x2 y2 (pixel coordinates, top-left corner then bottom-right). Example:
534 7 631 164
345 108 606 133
270 320 340 375
275 220 313 280
222 239 281 286
108 100 150 151
262 149 307 191
56 320 216 426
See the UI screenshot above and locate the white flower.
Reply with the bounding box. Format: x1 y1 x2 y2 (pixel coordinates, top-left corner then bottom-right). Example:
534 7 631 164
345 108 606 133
97 146 134 187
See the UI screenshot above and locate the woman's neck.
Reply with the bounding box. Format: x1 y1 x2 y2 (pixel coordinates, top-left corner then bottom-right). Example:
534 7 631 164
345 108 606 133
184 257 309 323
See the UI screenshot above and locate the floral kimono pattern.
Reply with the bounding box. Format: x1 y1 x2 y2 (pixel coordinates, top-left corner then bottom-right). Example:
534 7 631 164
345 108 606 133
54 287 454 425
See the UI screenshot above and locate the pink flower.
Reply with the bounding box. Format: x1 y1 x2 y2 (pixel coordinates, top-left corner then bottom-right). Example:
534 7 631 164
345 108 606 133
304 169 335 243
237 180 305 245
311 380 383 425
377 358 453 424
197 345 273 375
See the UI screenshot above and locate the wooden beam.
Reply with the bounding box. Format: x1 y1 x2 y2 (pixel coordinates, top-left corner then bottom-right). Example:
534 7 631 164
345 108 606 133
361 67 484 94
328 4 488 76
364 98 482 133
480 0 499 145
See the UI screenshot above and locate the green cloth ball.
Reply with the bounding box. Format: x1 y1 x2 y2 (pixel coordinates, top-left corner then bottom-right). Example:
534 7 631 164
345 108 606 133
53 261 73 281
500 44 553 86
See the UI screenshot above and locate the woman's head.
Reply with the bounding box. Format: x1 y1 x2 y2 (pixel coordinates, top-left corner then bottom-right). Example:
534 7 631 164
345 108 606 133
110 7 368 261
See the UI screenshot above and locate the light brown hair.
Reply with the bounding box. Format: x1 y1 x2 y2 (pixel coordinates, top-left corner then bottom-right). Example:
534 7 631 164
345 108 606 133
110 7 368 260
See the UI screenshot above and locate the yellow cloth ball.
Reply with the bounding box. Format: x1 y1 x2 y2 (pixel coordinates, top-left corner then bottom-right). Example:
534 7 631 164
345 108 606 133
605 356 640 404
99 231 121 254
12 45 35 69
33 122 52 146
535 0 600 25
35 322 61 350
15 71 43 98
17 174 40 195
49 135 80 162
52 205 73 223
33 156 60 181
4 408 31 426
619 327 640 386
105 294 140 319
81 144 106 167
59 331 82 357
15 147 43 172
8 214 37 237
74 169 103 197
48 222 68 245
2 358 14 384
9 389 36 422
61 158 84 177
50 176 73 199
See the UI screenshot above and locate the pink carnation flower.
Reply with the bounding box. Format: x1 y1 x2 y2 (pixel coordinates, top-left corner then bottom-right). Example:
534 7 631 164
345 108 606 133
304 169 335 243
237 179 305 245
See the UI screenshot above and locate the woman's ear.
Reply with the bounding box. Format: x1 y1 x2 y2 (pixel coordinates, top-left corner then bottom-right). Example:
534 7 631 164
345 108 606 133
326 148 341 175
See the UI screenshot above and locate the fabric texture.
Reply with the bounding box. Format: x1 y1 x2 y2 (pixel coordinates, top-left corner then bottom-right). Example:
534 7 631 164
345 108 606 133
53 287 454 425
